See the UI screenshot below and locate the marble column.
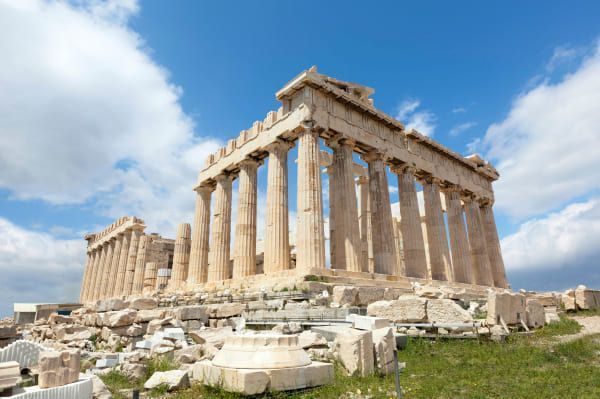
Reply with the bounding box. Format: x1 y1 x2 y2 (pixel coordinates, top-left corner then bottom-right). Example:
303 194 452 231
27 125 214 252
98 239 115 300
327 166 340 269
393 165 428 279
122 228 142 296
443 186 472 284
104 235 123 299
188 186 212 285
329 138 362 272
143 262 158 294
363 152 396 275
264 140 291 274
131 235 150 295
233 159 258 279
90 244 107 302
208 173 233 282
356 176 371 272
464 194 494 286
479 201 508 288
421 176 452 281
296 127 326 271
79 251 93 303
169 223 192 289
113 230 131 297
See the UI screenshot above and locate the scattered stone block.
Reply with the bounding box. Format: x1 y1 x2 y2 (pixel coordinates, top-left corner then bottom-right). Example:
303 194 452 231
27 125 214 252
207 303 245 318
38 350 80 388
192 360 270 395
334 329 374 377
561 290 576 311
0 361 20 391
173 305 208 322
297 331 328 349
525 299 545 328
101 310 137 328
144 369 190 391
189 326 233 348
367 295 427 322
346 314 390 331
128 297 158 310
332 286 358 306
135 309 165 323
486 291 526 325
426 299 473 324
95 357 118 368
544 306 561 324
95 298 126 312
163 328 186 342
311 325 352 342
356 286 385 305
372 327 395 375
575 285 600 310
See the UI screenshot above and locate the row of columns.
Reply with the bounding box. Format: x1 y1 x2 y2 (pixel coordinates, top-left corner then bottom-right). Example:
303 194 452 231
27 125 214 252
185 127 507 288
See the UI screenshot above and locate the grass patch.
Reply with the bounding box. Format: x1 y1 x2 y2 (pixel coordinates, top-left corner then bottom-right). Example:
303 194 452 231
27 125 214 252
145 355 180 380
573 308 600 317
99 369 141 399
535 315 581 337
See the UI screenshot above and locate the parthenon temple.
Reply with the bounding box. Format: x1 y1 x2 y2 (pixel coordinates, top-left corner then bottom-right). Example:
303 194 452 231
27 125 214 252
79 67 508 303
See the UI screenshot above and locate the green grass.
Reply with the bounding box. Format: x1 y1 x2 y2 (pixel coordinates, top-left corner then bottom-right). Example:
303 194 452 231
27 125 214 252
535 315 581 337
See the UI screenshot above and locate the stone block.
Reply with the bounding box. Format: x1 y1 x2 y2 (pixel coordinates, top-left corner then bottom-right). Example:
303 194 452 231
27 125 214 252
356 286 385 305
426 299 473 324
95 357 118 368
192 360 270 395
207 303 245 318
544 306 561 324
332 286 358 306
173 305 208 322
334 329 374 377
101 310 137 328
267 362 334 391
366 295 427 322
163 328 186 342
38 350 80 388
144 370 190 391
95 298 126 312
372 327 395 375
561 290 576 311
525 299 545 328
0 326 17 340
135 309 165 323
347 314 390 331
0 361 20 390
575 286 600 310
189 326 233 348
486 291 526 325
128 297 158 310
310 325 352 342
297 331 328 348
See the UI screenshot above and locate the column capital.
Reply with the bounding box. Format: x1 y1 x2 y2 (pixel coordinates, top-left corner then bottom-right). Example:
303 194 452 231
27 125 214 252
418 174 443 186
326 134 356 150
360 150 387 163
195 184 214 195
478 197 494 207
355 175 369 185
439 183 462 194
390 163 416 175
214 172 233 183
264 139 293 154
238 157 260 169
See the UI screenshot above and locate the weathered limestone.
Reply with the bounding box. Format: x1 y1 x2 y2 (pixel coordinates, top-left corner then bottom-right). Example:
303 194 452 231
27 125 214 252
105 235 124 299
479 201 508 288
233 159 258 279
79 251 93 303
525 299 545 328
372 327 396 375
296 127 326 271
122 228 142 296
131 235 150 295
426 299 473 323
38 350 80 388
334 328 374 376
329 138 362 272
393 165 428 279
264 140 292 274
574 285 600 310
327 165 341 270
367 296 428 323
144 370 190 391
208 174 233 282
421 176 452 281
169 223 192 290
188 187 212 286
356 176 372 272
113 229 131 297
443 186 472 284
0 361 20 391
464 195 494 286
486 291 526 325
142 262 158 294
364 152 396 275
98 240 116 300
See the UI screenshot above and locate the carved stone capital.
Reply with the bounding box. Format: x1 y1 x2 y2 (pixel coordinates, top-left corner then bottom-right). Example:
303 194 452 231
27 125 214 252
264 139 293 154
390 163 416 176
360 150 386 163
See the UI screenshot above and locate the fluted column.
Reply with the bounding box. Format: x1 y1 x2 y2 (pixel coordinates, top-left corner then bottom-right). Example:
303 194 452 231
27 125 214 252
113 230 131 297
393 165 428 279
421 176 452 281
327 166 340 269
363 152 396 275
329 138 362 272
105 235 123 299
264 140 291 274
98 240 115 300
464 194 494 286
296 127 326 271
122 228 142 296
188 186 212 285
90 244 107 302
169 223 192 289
208 173 233 281
79 251 93 303
442 186 472 284
233 159 258 279
480 201 508 288
356 176 371 272
131 235 150 295
143 262 158 294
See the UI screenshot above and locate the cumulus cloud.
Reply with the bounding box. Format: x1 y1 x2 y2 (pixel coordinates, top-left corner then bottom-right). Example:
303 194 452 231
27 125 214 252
475 41 600 219
0 0 221 234
395 99 436 137
0 217 85 316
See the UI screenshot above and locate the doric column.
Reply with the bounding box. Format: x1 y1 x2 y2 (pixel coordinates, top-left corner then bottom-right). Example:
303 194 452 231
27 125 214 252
264 140 291 274
296 127 326 271
393 165 428 279
113 229 131 297
131 235 150 295
122 228 142 296
442 185 472 284
328 138 362 272
233 159 258 279
208 173 233 282
142 262 158 294
363 152 396 275
169 223 192 290
463 194 494 286
356 176 371 272
79 251 93 303
420 176 452 281
188 186 212 285
104 235 123 299
327 165 340 269
156 267 170 290
479 201 508 288
90 244 107 302
98 239 115 300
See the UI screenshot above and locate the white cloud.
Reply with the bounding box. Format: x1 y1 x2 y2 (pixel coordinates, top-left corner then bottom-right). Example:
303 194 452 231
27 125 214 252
0 217 85 316
477 41 600 219
546 45 581 72
449 121 477 136
395 99 436 137
452 107 467 114
501 198 600 273
0 0 221 235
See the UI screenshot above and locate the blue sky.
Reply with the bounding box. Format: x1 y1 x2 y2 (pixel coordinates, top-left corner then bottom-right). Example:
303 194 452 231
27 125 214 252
1 0 600 316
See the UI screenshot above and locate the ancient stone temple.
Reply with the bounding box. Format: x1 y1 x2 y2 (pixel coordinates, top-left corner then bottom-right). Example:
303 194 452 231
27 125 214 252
80 68 508 303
